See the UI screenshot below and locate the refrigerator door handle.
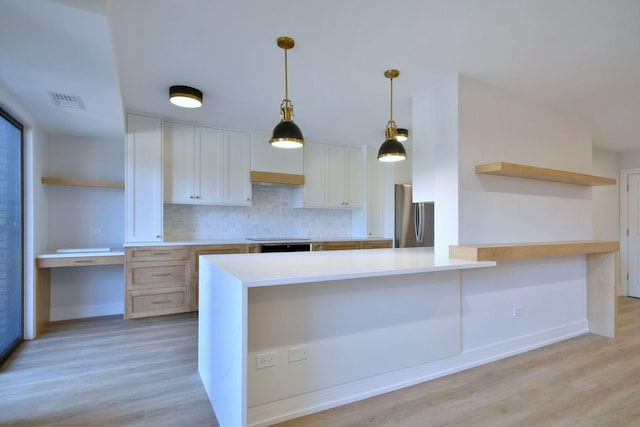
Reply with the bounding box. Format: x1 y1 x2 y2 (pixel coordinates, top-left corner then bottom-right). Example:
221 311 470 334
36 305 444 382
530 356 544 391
414 203 423 244
418 203 425 244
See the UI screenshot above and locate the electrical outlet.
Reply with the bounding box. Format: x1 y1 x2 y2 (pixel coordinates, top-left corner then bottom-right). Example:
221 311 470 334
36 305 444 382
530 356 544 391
513 306 524 317
256 352 277 369
288 346 308 363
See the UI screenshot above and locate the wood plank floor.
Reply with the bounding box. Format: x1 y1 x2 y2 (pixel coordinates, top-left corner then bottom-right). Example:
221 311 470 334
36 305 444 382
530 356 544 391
2 298 640 427
0 313 218 427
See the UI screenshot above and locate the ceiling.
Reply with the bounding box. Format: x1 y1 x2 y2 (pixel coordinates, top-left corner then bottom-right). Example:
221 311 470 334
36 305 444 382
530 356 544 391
1 0 639 152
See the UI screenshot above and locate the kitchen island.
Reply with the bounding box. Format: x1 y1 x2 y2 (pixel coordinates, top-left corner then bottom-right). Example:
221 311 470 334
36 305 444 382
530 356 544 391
198 247 495 427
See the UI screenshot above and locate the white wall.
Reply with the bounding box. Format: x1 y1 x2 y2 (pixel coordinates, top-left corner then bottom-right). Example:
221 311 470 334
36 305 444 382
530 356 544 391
46 135 125 321
458 75 593 245
618 149 640 171
412 74 594 354
412 74 459 254
592 147 619 241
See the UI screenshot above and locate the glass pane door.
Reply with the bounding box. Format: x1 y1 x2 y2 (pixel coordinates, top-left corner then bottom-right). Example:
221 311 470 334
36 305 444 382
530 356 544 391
0 108 23 365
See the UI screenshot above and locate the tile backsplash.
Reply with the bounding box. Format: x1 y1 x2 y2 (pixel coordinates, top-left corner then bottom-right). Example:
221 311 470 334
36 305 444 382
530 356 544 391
163 184 352 240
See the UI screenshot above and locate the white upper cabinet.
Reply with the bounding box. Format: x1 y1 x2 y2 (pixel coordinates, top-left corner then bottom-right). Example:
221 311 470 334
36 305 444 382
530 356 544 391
223 130 252 205
299 142 363 208
125 113 163 243
163 121 251 206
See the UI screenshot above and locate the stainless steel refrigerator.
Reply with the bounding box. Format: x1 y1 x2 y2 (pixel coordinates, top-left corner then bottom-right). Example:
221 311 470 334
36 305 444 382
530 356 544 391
395 184 434 248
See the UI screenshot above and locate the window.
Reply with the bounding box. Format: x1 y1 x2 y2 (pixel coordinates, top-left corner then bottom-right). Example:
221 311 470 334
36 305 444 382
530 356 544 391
0 106 23 365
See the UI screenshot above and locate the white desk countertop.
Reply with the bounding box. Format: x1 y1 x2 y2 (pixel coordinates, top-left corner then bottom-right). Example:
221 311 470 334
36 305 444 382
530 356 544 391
201 247 496 287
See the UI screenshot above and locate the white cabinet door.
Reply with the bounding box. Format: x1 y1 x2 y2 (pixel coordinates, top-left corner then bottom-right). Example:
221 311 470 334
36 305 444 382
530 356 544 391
301 142 364 209
345 147 363 208
302 142 327 207
197 126 224 203
126 114 163 243
223 130 252 205
326 144 346 207
163 121 196 203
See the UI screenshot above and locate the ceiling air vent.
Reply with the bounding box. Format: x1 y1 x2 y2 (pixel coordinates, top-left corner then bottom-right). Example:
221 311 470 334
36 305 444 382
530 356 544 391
48 92 85 109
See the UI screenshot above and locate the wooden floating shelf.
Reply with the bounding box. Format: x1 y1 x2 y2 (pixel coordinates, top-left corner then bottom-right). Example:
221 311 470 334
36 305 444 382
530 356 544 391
250 171 305 186
41 177 124 189
450 240 619 261
475 162 616 186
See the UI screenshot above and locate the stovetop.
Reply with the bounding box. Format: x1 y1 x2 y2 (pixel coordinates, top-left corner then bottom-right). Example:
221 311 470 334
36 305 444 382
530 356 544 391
245 237 311 241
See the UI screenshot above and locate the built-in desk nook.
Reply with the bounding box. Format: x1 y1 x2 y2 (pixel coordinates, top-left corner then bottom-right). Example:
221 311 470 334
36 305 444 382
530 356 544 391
35 250 125 336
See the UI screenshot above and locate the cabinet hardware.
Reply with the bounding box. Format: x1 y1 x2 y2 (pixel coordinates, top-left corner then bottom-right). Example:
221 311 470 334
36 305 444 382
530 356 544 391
151 273 172 277
151 300 171 304
156 235 162 239
190 195 195 199
152 252 171 256
73 260 94 263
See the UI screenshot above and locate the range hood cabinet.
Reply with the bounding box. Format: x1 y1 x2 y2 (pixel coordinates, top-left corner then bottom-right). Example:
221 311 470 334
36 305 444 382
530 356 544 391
250 170 305 186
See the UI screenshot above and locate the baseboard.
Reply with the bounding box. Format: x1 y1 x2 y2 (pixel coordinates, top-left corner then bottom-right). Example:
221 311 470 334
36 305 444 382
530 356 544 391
49 303 123 321
248 320 588 426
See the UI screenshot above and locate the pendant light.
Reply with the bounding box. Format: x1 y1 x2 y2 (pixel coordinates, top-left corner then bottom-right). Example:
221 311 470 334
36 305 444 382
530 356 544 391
396 128 409 142
377 69 407 162
269 36 304 149
169 85 203 108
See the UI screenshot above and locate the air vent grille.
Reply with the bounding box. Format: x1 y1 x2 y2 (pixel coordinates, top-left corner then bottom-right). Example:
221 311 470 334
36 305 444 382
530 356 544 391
48 92 85 109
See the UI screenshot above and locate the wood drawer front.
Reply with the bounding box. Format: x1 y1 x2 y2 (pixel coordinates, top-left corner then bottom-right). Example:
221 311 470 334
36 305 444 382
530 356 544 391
127 261 189 290
191 244 247 274
126 246 189 262
320 241 362 251
126 287 190 318
361 240 392 249
37 255 124 268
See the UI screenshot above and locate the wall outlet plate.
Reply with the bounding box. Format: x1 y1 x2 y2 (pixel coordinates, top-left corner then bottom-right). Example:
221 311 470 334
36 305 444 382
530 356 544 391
256 351 277 369
288 345 308 363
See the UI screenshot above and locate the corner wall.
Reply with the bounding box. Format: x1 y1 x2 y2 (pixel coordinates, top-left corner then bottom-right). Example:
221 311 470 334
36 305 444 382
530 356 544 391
412 74 594 354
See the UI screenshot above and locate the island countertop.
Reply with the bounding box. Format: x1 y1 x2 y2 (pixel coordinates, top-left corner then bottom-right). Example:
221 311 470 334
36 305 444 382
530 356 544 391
200 247 496 287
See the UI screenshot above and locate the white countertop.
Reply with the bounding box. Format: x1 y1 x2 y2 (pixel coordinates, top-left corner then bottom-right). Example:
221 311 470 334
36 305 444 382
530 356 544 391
123 237 390 247
37 249 125 259
201 247 496 287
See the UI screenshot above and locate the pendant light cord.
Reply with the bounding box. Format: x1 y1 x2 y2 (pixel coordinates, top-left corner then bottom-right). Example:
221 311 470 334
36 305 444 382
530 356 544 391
389 77 394 123
284 48 289 101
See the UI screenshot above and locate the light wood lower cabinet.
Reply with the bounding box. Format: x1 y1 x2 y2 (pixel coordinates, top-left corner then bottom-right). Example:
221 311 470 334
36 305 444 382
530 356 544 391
313 240 392 251
125 246 190 319
190 244 247 310
125 240 392 318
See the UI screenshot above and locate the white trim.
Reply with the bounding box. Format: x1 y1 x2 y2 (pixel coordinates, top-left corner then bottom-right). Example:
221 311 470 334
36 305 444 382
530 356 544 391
619 168 640 296
247 320 588 427
49 303 123 322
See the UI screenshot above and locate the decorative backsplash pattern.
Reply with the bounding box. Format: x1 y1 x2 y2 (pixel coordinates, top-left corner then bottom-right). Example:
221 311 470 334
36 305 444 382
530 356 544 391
163 184 352 240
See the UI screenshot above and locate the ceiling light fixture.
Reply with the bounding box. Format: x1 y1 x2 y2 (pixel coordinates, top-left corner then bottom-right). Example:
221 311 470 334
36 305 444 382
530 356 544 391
396 128 409 142
269 36 304 149
169 85 203 108
377 69 407 162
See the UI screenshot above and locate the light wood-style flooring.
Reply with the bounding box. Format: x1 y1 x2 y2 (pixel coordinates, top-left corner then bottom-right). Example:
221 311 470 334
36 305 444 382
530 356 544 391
2 298 640 427
0 313 218 427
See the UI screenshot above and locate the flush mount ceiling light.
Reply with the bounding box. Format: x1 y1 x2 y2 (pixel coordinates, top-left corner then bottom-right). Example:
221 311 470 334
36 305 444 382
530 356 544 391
169 85 203 108
396 128 409 142
377 69 407 162
269 36 304 149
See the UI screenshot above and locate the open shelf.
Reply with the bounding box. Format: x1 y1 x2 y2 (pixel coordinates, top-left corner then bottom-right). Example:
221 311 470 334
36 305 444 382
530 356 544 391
475 162 616 186
449 240 619 261
41 177 124 188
